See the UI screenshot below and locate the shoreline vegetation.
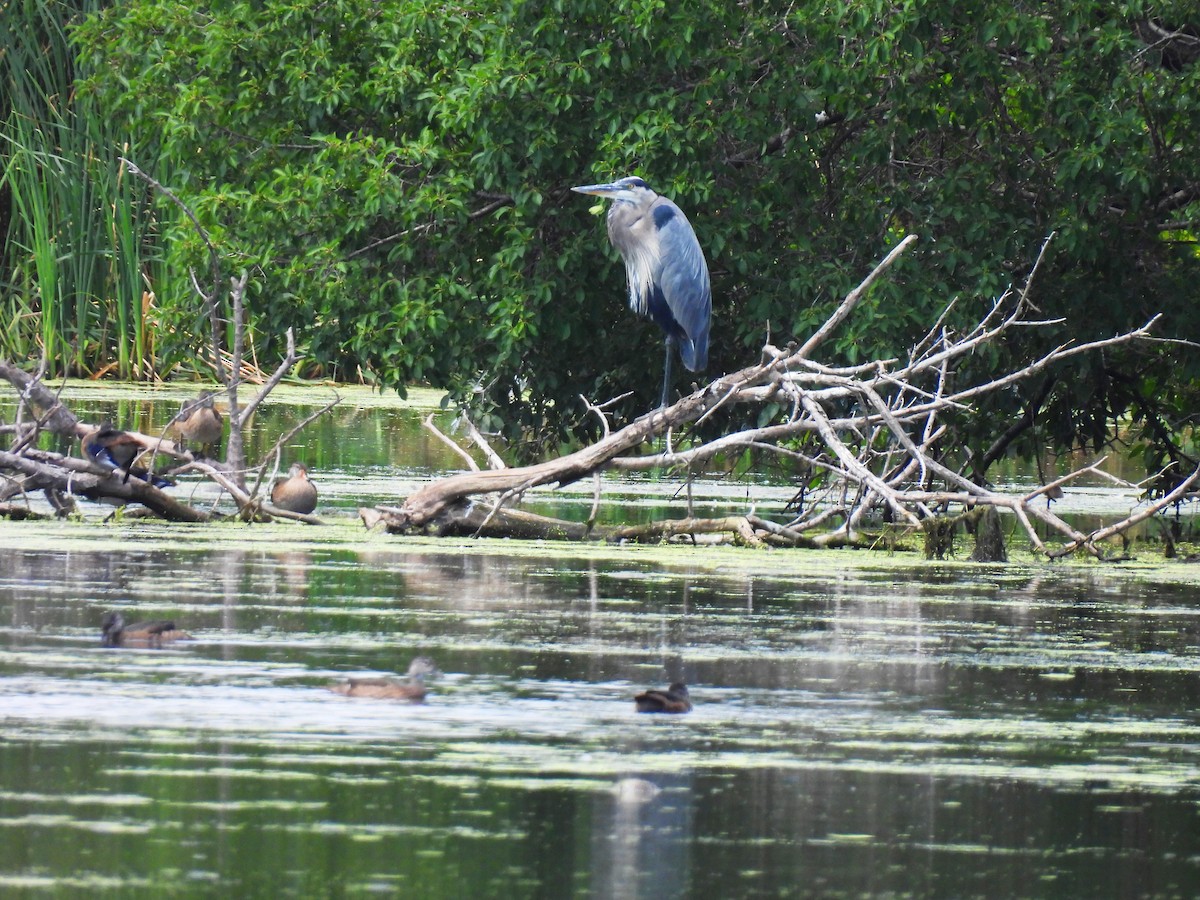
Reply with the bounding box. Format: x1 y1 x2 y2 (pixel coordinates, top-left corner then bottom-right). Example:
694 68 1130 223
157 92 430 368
4 4 1199 563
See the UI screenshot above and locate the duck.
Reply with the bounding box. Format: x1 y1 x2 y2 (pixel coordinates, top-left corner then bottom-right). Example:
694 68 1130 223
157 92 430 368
100 611 192 648
271 462 318 514
82 424 172 488
170 391 223 458
634 682 692 714
329 656 439 701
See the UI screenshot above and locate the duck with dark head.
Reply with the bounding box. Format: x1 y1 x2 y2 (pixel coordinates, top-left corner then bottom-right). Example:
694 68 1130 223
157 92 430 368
329 656 440 701
100 611 192 648
634 682 692 714
82 424 173 488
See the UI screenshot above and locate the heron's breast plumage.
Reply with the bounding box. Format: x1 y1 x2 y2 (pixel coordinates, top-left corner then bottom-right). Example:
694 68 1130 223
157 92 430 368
607 201 662 317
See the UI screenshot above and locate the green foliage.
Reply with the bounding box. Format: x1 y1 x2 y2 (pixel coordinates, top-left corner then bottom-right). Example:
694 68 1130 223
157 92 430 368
24 1 1200 466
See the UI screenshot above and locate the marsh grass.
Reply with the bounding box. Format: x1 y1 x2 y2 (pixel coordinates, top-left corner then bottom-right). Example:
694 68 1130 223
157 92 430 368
1 0 168 378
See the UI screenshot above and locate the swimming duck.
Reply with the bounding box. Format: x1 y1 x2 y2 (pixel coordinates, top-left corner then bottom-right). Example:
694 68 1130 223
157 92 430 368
329 656 439 701
170 391 223 458
634 682 692 713
100 611 192 648
271 463 318 514
82 424 172 488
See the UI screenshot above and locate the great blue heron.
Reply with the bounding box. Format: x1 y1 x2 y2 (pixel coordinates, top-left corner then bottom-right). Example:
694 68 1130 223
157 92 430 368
572 176 711 408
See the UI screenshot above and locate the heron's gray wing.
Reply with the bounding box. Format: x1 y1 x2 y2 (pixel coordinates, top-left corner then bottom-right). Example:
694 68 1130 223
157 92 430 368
652 199 711 371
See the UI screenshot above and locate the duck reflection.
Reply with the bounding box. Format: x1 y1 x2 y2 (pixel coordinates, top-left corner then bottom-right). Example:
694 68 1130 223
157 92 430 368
275 551 312 600
593 773 692 900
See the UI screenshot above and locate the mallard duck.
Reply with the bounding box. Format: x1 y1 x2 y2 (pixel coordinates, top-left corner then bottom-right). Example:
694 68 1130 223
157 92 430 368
100 611 192 648
634 682 692 713
271 463 318 514
82 424 172 488
170 391 223 458
329 656 439 701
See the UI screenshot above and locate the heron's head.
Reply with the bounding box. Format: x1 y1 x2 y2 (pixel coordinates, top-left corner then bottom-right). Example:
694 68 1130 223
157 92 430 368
571 176 656 205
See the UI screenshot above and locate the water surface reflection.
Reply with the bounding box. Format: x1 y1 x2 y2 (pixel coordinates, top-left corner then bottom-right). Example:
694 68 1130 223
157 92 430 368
2 528 1200 896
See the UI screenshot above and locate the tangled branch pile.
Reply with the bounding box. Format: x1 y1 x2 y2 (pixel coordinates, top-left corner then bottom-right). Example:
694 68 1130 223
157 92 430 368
366 236 1194 559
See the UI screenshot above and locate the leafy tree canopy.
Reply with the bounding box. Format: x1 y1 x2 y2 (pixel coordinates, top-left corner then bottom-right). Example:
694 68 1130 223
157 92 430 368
70 1 1200 466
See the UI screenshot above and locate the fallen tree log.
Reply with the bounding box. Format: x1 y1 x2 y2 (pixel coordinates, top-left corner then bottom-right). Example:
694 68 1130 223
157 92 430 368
0 449 208 522
379 378 751 532
362 499 768 546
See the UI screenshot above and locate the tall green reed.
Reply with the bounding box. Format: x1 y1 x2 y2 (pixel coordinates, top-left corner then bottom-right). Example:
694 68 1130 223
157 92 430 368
1 0 166 378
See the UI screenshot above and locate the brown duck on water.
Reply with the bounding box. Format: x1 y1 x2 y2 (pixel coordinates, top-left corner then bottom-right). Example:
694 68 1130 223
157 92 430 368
329 656 440 701
271 463 318 515
100 611 193 648
634 682 692 713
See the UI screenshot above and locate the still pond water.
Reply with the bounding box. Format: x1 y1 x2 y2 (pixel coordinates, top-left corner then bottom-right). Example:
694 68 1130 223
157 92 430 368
1 384 1200 898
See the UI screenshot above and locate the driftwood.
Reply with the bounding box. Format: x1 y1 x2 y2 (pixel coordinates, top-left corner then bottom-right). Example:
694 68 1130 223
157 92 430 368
363 234 1184 560
0 447 207 521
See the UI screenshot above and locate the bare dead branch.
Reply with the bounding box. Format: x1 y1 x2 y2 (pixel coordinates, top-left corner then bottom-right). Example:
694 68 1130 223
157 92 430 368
464 418 506 471
1048 462 1200 559
796 234 918 359
239 327 298 428
424 414 480 471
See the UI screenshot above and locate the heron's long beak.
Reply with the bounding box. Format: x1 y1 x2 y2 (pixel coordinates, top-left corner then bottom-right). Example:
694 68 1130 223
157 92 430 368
571 182 620 197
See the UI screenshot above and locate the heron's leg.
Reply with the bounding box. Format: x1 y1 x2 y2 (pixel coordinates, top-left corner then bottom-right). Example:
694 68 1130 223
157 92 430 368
660 340 674 409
